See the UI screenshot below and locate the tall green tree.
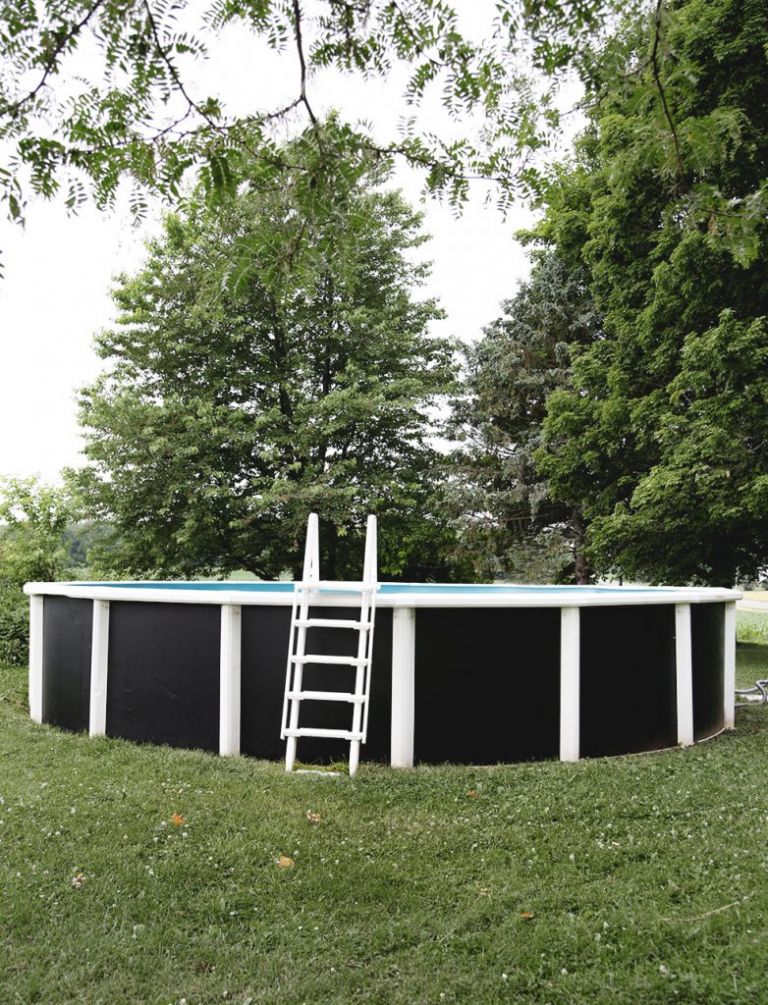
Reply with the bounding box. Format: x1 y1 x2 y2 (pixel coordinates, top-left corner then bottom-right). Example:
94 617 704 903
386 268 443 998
587 312 768 583
450 250 601 583
534 0 768 584
75 129 457 580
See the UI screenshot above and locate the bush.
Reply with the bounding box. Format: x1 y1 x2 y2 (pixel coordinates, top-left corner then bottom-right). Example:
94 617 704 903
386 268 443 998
0 476 78 669
0 586 29 667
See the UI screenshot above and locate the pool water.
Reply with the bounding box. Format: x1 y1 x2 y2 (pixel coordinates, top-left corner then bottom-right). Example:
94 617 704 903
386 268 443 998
76 580 676 595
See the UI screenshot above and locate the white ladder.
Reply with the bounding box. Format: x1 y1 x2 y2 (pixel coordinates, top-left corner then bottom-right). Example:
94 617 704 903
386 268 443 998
281 512 378 777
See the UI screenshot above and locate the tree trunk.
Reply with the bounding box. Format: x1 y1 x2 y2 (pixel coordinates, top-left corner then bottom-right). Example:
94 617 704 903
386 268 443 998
324 520 338 581
572 510 590 585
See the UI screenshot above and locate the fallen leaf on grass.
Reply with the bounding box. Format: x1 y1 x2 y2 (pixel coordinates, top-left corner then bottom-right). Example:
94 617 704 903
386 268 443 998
306 810 323 825
466 790 478 799
276 855 295 869
520 911 535 921
170 813 186 827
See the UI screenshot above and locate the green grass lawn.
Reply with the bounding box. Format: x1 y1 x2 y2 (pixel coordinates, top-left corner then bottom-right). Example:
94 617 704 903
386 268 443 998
2 628 768 1004
737 609 768 645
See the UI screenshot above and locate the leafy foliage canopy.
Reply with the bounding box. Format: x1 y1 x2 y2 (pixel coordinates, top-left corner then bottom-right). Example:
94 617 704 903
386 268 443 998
534 0 768 584
0 0 633 234
75 128 458 580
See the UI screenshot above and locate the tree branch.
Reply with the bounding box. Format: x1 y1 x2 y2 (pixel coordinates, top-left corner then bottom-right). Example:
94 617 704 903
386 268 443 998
387 0 426 56
142 0 222 133
650 0 684 179
7 0 107 118
357 136 506 187
140 1 307 173
291 0 318 127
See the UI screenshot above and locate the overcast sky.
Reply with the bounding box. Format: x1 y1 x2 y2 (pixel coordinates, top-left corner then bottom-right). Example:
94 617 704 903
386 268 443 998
0 2 557 483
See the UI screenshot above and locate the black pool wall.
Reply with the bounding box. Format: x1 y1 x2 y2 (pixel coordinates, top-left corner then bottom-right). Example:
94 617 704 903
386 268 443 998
691 603 725 740
42 596 93 732
240 606 393 764
413 608 562 764
35 596 729 763
580 605 677 757
106 602 221 752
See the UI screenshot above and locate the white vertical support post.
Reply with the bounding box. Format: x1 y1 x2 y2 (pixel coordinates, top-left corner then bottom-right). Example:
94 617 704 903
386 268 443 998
674 603 694 747
724 601 736 730
28 594 44 724
559 606 580 763
391 607 416 768
220 604 242 756
89 600 110 737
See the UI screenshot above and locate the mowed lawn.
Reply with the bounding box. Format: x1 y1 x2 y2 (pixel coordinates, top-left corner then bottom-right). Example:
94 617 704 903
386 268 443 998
1 616 768 1005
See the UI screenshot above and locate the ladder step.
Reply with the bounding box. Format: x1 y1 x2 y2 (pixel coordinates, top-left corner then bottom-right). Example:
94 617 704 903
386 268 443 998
297 581 376 594
290 654 368 667
284 727 364 741
295 618 368 631
286 690 365 704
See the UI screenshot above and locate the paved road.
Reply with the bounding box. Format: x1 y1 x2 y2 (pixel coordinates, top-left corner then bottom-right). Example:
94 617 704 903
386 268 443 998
738 599 768 612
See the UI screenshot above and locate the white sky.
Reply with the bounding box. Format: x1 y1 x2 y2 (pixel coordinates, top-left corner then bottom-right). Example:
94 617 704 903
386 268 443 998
0 2 559 482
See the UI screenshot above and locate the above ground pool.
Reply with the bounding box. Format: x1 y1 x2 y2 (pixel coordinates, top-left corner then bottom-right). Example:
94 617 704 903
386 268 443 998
24 580 740 766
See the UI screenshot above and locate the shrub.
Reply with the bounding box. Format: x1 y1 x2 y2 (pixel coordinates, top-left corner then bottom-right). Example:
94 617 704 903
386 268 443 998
0 586 29 667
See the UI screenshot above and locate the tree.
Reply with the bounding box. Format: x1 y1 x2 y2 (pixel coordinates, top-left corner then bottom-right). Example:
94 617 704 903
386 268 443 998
534 0 768 584
586 313 768 584
0 476 79 665
449 250 601 583
75 129 457 580
5 0 766 294
0 0 639 241
0 476 76 585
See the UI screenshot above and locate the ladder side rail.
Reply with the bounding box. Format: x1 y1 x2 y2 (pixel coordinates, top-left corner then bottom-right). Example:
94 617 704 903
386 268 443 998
348 516 378 773
348 665 365 776
356 513 376 635
281 586 313 731
362 609 375 742
283 512 319 740
361 514 378 743
302 513 320 583
361 619 376 740
284 513 320 772
362 515 377 587
284 588 311 771
349 600 370 773
361 575 377 742
280 589 300 738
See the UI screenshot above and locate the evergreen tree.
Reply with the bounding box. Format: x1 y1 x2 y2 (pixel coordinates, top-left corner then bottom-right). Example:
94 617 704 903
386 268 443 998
450 251 601 583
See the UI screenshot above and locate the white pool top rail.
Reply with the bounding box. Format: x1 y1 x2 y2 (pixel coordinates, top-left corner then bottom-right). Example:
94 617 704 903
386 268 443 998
24 581 742 608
